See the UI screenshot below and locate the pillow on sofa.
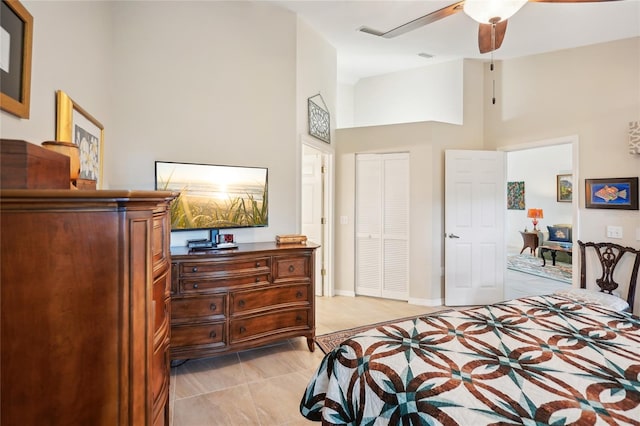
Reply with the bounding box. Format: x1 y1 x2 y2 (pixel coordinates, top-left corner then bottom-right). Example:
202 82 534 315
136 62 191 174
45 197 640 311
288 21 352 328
547 226 571 242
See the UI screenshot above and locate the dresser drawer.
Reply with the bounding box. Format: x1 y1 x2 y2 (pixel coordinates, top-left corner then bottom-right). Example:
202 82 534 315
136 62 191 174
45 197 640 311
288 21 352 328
230 285 309 315
172 295 225 323
181 273 270 294
154 267 171 299
153 297 171 345
152 213 170 275
180 257 270 276
151 339 170 414
273 255 311 283
153 271 171 344
230 308 310 343
171 322 225 348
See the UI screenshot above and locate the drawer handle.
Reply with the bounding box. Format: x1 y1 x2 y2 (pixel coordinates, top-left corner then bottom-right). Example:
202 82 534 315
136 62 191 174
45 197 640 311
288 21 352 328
239 326 246 334
209 331 217 339
296 316 302 322
288 265 295 273
256 261 260 267
296 291 303 298
210 303 217 311
238 300 245 307
192 266 198 272
193 283 199 289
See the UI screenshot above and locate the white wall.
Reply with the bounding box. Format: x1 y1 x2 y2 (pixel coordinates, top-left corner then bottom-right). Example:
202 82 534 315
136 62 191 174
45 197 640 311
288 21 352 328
109 1 299 245
485 37 640 249
350 60 464 128
0 1 112 144
1 1 336 248
295 17 337 232
506 143 573 250
334 59 485 304
336 39 639 305
336 83 354 128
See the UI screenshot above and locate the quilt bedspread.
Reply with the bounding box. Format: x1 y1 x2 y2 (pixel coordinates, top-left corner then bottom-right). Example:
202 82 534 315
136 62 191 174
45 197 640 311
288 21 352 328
300 295 640 425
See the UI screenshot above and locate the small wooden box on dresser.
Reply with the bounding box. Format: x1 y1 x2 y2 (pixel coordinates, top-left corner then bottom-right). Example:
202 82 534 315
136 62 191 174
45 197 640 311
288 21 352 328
0 189 177 426
170 242 319 360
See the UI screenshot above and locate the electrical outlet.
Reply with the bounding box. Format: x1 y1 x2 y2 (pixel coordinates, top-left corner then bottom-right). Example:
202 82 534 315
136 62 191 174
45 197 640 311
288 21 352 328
606 225 623 239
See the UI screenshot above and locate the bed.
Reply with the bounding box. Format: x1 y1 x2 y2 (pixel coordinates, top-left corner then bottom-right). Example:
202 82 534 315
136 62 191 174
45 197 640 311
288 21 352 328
300 242 640 425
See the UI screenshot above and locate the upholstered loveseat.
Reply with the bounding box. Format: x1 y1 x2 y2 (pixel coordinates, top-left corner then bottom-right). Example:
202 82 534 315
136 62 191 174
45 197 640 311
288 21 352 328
538 224 573 264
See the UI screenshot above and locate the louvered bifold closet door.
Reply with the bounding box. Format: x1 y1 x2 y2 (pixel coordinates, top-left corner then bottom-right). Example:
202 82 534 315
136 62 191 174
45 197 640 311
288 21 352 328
355 154 382 297
382 154 409 300
355 153 409 300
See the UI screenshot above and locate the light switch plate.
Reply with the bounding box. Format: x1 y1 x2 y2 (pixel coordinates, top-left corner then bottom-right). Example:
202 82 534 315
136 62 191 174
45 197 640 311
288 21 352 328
606 225 623 239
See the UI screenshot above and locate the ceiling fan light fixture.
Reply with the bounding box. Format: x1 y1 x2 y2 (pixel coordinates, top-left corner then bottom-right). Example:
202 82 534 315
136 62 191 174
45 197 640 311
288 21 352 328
463 0 527 24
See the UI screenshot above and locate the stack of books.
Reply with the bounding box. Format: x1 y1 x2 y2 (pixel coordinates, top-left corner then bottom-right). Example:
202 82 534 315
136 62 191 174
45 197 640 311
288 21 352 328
276 234 308 245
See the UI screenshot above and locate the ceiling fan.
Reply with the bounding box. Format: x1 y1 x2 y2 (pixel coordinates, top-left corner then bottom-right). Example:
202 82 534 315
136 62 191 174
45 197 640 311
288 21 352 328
359 0 619 54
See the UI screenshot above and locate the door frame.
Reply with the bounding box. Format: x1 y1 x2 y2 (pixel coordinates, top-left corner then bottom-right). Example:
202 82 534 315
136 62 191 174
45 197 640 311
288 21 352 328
498 135 579 287
300 136 334 297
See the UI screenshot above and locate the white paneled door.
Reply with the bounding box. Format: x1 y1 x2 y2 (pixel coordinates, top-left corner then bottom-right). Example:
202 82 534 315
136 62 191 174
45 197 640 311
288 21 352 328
356 153 409 300
301 144 324 296
444 150 505 306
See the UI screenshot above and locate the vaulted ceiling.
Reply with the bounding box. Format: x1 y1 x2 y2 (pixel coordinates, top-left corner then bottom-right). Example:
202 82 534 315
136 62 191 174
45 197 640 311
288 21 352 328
276 0 640 84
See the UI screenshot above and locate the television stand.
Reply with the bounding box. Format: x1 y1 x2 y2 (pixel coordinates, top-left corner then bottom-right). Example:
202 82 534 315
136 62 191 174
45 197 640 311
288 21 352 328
170 242 319 360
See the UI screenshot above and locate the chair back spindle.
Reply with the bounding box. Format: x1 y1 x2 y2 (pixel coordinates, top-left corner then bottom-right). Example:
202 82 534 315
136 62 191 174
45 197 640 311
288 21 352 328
578 240 640 311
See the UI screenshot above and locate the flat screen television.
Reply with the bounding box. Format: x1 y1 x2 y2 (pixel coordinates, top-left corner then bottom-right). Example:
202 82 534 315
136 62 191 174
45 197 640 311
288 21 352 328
155 161 268 232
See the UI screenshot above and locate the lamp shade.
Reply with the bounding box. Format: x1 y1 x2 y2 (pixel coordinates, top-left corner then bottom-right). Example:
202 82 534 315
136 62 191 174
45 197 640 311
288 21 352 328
463 0 528 24
527 208 543 219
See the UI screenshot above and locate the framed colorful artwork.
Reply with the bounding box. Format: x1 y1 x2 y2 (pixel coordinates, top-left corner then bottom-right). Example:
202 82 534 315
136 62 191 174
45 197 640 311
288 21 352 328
557 174 572 202
585 177 638 210
507 181 525 210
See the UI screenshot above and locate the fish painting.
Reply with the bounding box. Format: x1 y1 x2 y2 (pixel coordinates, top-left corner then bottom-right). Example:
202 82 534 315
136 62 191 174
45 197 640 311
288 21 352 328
594 185 627 202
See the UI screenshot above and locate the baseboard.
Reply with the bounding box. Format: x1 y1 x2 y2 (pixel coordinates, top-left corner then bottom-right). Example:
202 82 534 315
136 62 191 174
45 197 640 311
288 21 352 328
408 297 444 307
333 289 356 297
329 291 443 306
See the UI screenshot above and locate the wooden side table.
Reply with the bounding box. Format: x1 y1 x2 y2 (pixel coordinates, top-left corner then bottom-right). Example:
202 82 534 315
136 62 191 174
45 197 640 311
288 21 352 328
519 231 539 255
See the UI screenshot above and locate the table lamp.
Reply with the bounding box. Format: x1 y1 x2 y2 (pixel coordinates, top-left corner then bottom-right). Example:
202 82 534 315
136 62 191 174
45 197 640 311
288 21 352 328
527 208 543 231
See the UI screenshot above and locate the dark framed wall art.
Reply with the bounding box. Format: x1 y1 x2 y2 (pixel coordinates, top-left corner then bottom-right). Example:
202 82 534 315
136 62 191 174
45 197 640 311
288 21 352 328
585 177 638 210
0 0 33 118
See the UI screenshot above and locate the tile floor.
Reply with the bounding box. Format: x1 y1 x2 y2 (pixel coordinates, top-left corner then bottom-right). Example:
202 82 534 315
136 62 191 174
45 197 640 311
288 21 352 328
169 269 569 425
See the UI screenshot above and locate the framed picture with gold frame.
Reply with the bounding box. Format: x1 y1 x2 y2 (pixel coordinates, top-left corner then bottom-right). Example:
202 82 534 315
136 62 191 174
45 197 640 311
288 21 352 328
55 90 104 188
0 0 33 118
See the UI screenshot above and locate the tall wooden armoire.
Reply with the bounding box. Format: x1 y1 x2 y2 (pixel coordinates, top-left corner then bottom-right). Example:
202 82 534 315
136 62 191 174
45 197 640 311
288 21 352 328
1 189 176 425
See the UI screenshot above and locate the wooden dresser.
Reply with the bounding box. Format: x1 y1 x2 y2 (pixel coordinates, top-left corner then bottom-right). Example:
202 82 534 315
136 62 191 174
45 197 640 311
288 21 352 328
170 242 319 360
0 189 176 426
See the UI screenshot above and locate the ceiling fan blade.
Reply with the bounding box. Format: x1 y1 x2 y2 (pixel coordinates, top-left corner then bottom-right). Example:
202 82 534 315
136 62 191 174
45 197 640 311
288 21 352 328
359 1 465 39
478 20 508 54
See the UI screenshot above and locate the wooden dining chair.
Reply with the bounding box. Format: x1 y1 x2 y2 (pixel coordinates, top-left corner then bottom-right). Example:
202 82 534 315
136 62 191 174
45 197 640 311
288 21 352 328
577 240 640 313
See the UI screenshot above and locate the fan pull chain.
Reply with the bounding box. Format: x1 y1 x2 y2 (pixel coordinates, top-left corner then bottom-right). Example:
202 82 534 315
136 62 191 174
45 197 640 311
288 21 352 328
491 23 496 105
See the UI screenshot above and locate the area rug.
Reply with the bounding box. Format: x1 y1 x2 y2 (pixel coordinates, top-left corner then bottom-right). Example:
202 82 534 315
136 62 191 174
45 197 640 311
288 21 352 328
315 309 452 354
507 253 572 284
